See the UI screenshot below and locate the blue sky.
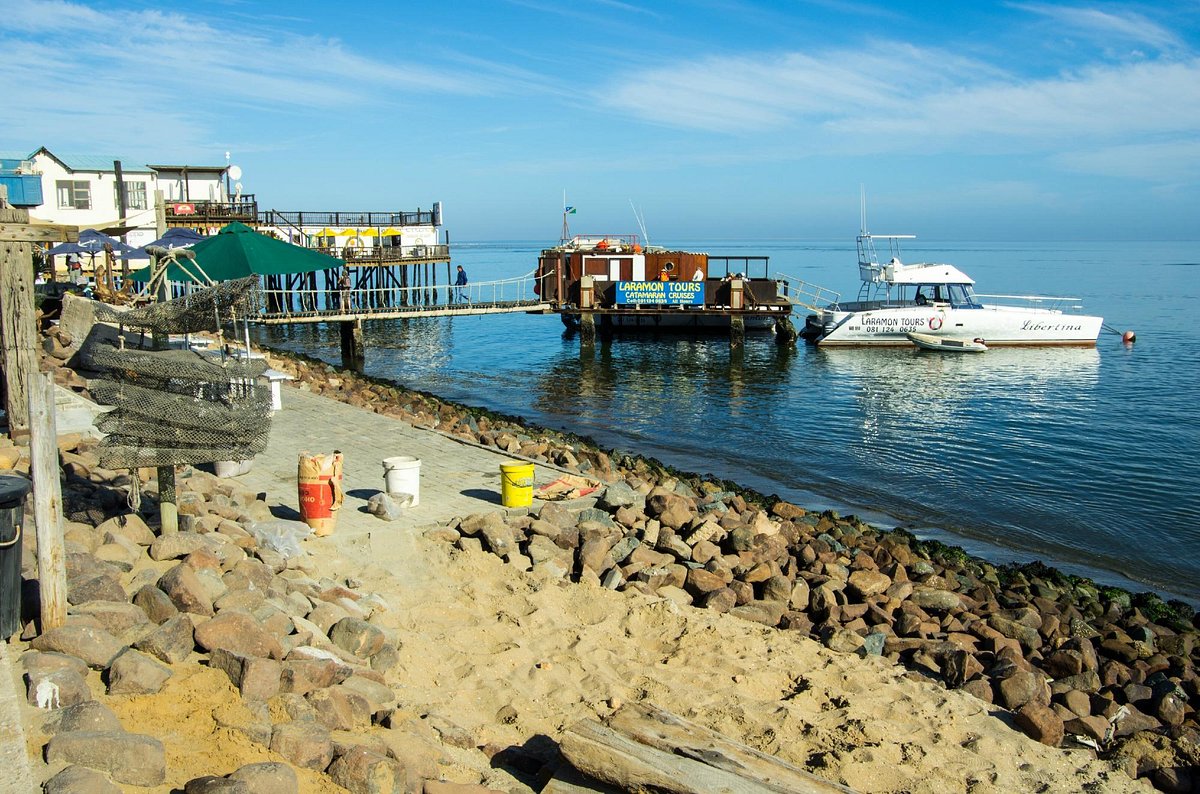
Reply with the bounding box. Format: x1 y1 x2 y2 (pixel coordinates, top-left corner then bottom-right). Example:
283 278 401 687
2 0 1197 240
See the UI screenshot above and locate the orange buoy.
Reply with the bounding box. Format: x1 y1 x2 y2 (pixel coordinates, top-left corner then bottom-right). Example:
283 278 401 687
1122 330 1136 343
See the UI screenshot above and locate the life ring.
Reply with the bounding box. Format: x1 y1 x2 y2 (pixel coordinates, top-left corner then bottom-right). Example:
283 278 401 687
929 316 943 330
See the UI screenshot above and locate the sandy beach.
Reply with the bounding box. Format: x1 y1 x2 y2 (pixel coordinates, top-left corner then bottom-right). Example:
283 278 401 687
5 322 1194 792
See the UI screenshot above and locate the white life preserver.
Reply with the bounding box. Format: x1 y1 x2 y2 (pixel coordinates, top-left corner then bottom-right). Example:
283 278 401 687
929 316 943 331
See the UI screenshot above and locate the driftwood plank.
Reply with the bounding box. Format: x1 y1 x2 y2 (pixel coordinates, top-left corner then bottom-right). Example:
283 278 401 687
562 718 783 793
541 765 623 793
559 703 854 794
607 703 853 793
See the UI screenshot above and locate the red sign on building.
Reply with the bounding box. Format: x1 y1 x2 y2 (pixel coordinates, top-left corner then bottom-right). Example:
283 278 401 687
171 203 196 216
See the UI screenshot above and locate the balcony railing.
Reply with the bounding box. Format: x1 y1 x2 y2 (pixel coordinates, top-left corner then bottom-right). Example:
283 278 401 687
319 244 451 263
260 209 437 228
166 196 258 223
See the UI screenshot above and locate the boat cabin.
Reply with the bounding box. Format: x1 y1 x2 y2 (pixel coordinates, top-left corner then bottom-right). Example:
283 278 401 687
844 231 984 311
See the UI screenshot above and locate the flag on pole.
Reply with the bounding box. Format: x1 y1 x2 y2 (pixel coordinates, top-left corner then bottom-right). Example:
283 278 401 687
564 206 576 214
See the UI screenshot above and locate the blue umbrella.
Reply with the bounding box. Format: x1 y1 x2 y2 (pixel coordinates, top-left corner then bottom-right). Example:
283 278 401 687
143 227 204 250
47 229 144 259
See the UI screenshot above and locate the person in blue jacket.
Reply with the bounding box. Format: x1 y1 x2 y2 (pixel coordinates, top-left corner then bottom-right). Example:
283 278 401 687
454 265 468 303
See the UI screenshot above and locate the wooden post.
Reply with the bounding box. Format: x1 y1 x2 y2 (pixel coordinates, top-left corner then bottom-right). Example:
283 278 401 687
148 251 178 535
0 191 38 440
27 373 66 631
158 465 177 535
0 189 73 441
340 319 364 372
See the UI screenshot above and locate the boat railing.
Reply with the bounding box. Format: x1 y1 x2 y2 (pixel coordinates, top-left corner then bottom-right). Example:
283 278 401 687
974 293 1086 312
773 273 840 313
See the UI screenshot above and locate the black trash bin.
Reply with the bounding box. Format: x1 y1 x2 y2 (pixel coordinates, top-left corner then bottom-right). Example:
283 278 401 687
0 474 32 639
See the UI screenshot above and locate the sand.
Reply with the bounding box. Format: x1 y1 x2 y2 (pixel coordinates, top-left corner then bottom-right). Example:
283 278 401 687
294 516 1146 792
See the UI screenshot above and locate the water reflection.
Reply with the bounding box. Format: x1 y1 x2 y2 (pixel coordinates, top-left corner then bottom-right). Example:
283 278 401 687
812 346 1101 429
533 336 796 443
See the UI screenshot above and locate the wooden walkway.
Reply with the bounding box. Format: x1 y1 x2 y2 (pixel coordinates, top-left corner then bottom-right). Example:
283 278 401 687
259 299 551 325
257 270 550 325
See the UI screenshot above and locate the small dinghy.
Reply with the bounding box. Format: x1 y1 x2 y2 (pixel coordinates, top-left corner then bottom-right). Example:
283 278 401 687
907 331 988 353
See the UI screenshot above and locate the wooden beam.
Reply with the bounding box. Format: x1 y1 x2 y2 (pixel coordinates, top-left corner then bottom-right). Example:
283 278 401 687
27 373 66 631
0 223 78 244
560 703 855 794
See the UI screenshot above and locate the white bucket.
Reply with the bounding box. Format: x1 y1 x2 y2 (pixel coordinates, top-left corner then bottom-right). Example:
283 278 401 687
382 456 421 506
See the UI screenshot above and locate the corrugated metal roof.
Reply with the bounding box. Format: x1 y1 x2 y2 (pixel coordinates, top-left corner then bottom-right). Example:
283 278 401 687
49 152 154 173
148 164 228 172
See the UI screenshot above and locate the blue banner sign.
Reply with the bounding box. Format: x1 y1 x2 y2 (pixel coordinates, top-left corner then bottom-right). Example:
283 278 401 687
614 280 705 306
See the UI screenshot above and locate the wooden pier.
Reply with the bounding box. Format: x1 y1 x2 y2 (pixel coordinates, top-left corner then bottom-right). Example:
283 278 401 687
256 271 551 371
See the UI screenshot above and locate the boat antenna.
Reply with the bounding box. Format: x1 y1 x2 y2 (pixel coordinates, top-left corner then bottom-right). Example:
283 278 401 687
859 184 868 236
630 199 650 247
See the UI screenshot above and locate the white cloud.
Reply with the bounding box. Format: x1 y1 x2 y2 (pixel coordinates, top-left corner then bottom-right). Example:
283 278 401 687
835 59 1200 143
1010 3 1184 52
599 44 999 133
594 40 1200 186
0 0 553 151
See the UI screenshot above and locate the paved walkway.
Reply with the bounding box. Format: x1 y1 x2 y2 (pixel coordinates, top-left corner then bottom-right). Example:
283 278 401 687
229 385 552 573
0 642 36 793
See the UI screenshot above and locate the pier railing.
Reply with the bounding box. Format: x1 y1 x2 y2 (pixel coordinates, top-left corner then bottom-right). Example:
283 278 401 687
259 269 549 321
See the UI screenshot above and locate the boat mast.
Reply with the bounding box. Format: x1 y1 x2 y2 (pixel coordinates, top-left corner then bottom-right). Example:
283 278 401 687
630 199 650 248
561 190 572 243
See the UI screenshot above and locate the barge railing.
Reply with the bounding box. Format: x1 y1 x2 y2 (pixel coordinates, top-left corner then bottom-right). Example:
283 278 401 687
773 273 840 313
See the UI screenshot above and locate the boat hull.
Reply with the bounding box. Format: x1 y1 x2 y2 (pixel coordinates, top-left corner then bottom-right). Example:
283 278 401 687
805 305 1102 347
563 311 781 333
906 331 988 352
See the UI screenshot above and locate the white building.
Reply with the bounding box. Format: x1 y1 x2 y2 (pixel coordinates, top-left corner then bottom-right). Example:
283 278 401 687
9 147 234 248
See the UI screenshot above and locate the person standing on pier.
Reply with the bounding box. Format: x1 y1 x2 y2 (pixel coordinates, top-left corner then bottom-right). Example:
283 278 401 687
338 268 352 310
454 265 468 303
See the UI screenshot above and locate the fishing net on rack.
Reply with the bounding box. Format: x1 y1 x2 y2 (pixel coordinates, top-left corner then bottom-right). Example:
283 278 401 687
84 277 274 469
92 276 262 335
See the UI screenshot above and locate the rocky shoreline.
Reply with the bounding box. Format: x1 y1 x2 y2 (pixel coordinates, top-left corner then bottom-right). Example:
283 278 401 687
9 322 1197 791
256 346 1200 791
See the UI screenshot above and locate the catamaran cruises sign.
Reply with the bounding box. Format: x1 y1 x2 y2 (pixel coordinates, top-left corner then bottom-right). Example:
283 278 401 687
614 281 705 306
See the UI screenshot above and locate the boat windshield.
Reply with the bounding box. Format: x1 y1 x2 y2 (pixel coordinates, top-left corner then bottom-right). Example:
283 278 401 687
913 284 981 308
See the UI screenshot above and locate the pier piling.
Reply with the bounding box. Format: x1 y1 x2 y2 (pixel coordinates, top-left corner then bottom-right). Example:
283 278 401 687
775 317 797 346
340 319 365 373
579 313 596 344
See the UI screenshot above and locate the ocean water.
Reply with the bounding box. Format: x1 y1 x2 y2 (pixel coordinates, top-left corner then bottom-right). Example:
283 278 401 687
254 239 1200 602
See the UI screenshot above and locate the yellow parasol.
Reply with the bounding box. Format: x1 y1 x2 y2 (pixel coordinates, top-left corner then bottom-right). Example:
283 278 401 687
313 228 339 238
381 227 403 237
358 228 380 237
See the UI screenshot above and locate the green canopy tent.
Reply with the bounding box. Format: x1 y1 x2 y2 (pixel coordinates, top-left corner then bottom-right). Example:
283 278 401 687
130 222 343 285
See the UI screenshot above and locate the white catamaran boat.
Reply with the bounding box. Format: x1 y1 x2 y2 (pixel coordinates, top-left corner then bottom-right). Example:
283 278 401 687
797 230 1104 348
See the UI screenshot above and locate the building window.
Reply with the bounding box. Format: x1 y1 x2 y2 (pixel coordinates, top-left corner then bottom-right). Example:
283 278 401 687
114 180 148 210
56 180 91 210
